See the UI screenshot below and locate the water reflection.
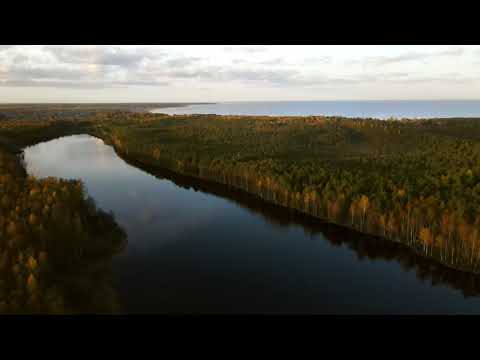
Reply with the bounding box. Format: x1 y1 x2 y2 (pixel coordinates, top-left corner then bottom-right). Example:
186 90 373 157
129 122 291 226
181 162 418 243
121 155 480 299
23 135 480 313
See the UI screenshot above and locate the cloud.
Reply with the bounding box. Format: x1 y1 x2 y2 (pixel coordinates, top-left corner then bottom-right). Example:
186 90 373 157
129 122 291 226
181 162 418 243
258 58 284 66
8 65 92 81
0 45 381 89
0 78 170 88
0 46 171 88
167 66 222 80
114 80 170 87
303 56 331 64
437 48 465 57
240 46 269 53
0 58 170 88
0 80 106 88
389 74 479 84
12 54 30 64
141 64 301 86
373 52 426 65
358 47 467 66
45 46 98 64
44 45 153 68
473 48 480 62
224 46 268 54
0 45 15 52
0 57 429 89
0 45 477 94
102 49 147 67
225 68 298 84
287 74 379 87
382 72 410 78
165 56 201 67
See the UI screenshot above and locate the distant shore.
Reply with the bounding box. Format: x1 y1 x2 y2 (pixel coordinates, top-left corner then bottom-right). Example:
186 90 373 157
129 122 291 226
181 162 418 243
0 102 215 113
0 103 215 122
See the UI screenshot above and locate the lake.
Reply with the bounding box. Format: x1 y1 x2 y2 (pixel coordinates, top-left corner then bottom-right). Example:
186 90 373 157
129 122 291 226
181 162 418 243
22 134 480 314
152 100 480 119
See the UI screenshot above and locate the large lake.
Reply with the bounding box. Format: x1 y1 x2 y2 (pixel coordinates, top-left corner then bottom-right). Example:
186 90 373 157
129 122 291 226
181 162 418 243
22 134 480 314
152 100 480 119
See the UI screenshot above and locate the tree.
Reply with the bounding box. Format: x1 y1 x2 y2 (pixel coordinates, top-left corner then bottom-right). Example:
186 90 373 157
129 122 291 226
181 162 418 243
27 274 38 293
27 256 38 271
419 227 433 253
359 195 370 230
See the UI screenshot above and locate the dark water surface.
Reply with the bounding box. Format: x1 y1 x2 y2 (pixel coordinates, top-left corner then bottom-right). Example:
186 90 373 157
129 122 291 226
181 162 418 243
23 135 480 314
152 100 480 119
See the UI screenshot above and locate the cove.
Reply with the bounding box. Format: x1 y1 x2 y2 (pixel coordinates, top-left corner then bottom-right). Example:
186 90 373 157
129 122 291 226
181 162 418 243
22 134 480 314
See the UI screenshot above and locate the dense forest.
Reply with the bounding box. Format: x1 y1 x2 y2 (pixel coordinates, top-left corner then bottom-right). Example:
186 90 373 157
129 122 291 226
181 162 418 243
2 107 480 279
121 155 480 298
90 112 480 274
0 120 127 314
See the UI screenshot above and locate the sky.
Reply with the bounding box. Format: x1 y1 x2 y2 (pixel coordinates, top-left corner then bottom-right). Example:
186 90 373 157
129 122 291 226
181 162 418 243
0 45 479 103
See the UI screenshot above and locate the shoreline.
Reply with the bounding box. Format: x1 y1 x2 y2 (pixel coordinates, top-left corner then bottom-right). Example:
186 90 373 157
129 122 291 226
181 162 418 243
95 132 480 276
142 100 480 119
3 112 480 276
19 131 480 287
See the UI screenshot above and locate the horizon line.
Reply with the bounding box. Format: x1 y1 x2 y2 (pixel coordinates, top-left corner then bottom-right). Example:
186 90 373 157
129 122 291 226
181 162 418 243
1 99 480 105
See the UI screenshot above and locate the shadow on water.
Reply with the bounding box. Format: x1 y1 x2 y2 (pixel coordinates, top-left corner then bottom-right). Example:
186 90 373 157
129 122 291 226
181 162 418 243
117 152 480 299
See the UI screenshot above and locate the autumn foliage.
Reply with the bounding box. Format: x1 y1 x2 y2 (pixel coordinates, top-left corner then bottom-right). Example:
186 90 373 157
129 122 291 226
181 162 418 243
93 113 480 273
0 145 126 314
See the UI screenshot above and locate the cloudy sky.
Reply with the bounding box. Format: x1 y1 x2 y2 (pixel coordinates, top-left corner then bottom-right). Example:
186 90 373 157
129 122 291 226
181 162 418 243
0 45 479 102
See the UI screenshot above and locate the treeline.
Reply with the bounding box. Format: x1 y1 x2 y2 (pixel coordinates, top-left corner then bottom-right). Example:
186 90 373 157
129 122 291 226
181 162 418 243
91 113 480 274
0 126 127 314
118 153 480 298
2 110 480 275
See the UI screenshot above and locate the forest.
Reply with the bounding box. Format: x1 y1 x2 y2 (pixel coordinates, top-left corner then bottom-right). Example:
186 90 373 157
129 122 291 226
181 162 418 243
119 153 480 298
90 112 480 274
2 106 480 286
0 117 127 314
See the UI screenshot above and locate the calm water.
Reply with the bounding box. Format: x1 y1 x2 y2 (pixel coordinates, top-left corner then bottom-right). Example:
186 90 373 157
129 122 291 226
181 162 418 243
23 134 480 314
152 100 480 119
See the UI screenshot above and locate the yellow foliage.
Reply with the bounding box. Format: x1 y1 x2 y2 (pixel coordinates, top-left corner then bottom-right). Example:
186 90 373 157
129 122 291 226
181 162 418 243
27 274 38 293
435 234 445 247
419 227 433 246
29 188 39 196
359 195 369 212
27 256 38 271
28 213 38 226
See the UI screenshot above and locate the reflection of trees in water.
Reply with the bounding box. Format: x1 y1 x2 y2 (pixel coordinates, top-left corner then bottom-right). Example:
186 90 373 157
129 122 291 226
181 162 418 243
48 202 127 314
0 149 127 314
320 226 480 298
121 155 480 298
